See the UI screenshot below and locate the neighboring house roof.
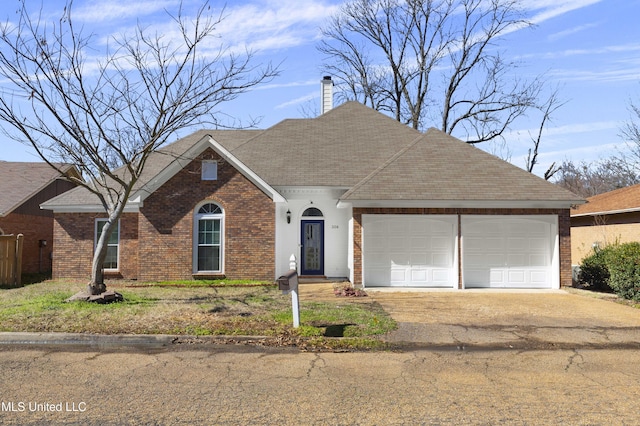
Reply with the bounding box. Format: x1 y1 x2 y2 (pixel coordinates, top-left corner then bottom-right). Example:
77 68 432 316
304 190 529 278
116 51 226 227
0 161 78 216
41 101 583 212
571 183 640 217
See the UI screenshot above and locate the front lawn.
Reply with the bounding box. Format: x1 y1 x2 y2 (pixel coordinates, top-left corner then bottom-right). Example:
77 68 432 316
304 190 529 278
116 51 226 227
0 280 396 351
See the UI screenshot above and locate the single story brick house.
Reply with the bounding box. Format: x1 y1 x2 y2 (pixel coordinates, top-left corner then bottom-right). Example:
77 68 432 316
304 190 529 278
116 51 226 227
42 101 583 289
0 162 79 273
571 183 640 264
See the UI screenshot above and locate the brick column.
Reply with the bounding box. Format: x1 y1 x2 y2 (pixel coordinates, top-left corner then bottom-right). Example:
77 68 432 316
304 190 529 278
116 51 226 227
352 211 363 286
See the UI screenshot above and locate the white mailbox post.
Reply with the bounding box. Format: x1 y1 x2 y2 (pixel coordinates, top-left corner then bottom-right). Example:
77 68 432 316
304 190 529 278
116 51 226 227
277 254 300 328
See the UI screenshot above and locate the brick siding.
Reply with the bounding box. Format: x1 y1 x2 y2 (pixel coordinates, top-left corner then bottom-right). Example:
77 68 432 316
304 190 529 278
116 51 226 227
138 148 274 281
0 179 77 274
571 211 640 264
558 209 572 287
0 213 54 274
52 148 275 282
52 213 138 280
353 207 573 288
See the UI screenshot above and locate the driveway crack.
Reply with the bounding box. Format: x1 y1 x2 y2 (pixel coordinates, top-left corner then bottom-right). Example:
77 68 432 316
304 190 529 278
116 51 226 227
564 349 585 371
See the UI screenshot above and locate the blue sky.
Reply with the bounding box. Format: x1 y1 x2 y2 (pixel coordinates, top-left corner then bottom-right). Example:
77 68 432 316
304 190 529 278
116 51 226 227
0 0 638 178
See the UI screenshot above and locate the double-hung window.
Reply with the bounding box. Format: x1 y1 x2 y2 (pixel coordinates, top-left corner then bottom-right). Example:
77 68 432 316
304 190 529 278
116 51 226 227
96 219 120 270
195 203 223 273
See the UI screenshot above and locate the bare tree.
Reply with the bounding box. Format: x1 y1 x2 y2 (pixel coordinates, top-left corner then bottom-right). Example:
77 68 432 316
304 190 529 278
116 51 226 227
525 88 566 180
619 99 640 171
318 0 546 143
553 159 639 198
0 1 278 295
621 101 640 148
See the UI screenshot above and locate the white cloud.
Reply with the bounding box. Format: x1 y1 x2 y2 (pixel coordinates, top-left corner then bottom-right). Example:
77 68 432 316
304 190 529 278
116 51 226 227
72 0 177 22
543 43 640 59
215 0 339 53
457 0 605 47
276 91 318 109
516 42 640 83
541 121 621 136
521 0 603 25
507 120 619 139
503 121 622 156
549 67 640 83
259 79 320 91
80 0 339 60
548 22 600 41
518 140 625 164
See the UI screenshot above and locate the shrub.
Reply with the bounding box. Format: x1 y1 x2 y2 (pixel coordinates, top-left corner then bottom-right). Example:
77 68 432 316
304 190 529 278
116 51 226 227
605 242 640 301
579 247 612 292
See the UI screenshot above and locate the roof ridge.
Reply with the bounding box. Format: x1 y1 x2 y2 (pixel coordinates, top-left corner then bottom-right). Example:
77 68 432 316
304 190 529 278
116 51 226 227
227 125 281 152
342 131 426 199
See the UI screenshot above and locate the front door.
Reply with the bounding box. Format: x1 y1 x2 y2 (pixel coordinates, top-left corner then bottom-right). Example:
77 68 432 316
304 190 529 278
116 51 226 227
301 220 324 275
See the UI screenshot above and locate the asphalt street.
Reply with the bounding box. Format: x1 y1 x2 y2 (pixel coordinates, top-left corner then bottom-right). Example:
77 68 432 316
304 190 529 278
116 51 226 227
2 287 640 424
1 343 640 425
0 345 640 425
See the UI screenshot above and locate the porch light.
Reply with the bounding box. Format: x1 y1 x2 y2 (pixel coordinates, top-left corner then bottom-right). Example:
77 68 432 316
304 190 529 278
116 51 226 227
286 209 291 224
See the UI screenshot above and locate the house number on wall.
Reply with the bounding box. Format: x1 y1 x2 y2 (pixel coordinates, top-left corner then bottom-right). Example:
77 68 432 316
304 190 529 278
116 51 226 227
332 225 339 229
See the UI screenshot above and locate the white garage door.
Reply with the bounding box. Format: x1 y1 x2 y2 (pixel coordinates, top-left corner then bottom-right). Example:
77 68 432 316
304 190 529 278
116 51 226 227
462 216 556 289
362 215 457 287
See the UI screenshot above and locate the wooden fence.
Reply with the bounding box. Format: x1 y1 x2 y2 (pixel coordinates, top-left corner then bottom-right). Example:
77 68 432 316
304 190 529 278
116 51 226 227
0 234 23 288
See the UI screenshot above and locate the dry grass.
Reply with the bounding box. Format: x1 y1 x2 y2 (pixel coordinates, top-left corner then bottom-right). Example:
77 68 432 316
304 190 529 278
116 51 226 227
0 280 396 350
0 281 287 335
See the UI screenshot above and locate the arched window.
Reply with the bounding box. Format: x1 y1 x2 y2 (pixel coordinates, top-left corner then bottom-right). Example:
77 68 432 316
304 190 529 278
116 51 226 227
302 207 323 217
194 202 224 273
198 203 222 215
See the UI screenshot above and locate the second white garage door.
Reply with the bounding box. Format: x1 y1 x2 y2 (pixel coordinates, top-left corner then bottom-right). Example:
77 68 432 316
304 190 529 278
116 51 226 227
362 215 457 287
462 215 557 289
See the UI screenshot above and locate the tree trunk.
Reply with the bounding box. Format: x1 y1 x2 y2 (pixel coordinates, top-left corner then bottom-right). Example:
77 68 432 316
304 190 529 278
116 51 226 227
88 216 116 295
87 280 107 296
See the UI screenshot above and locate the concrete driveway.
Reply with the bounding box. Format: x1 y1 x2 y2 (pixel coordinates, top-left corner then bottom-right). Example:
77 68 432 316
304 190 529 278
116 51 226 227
301 285 640 349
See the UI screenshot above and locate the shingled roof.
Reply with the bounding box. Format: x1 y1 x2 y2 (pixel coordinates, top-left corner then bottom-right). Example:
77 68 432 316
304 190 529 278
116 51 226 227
228 102 421 187
0 162 77 216
571 183 640 216
41 129 260 208
341 128 582 204
42 101 582 210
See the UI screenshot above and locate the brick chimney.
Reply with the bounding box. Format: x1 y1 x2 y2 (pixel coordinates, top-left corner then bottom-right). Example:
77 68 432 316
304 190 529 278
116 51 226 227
321 76 333 114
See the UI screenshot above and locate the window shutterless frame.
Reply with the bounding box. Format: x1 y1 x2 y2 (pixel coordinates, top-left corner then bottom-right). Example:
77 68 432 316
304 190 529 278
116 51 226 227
95 218 120 271
193 202 224 274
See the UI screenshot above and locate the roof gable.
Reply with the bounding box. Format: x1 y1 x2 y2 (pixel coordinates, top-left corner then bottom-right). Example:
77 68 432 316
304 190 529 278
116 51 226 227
41 130 282 212
572 183 640 216
130 133 284 204
341 128 583 207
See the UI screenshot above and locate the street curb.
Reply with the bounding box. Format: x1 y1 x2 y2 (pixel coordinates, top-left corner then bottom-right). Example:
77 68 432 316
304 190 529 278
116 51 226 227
0 332 177 347
0 332 273 348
